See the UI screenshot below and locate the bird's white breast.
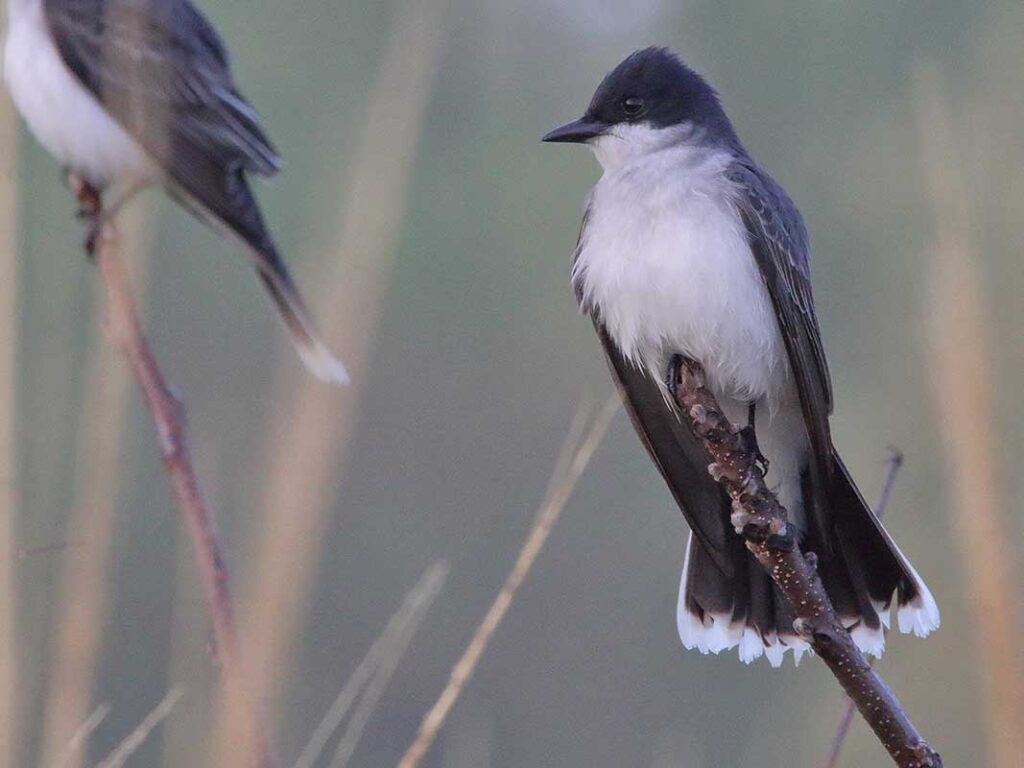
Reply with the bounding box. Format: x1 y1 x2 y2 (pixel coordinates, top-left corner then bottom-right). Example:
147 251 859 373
4 1 152 187
576 139 789 408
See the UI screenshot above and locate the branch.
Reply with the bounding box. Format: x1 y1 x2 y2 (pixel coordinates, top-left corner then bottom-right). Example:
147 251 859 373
670 357 940 768
80 182 276 768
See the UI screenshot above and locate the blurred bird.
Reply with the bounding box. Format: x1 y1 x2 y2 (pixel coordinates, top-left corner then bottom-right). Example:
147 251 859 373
544 48 938 665
4 0 348 383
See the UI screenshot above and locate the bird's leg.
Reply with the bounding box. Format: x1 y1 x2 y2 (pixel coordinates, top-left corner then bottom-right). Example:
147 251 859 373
738 401 770 477
97 178 147 222
69 174 103 258
73 177 146 250
666 354 686 402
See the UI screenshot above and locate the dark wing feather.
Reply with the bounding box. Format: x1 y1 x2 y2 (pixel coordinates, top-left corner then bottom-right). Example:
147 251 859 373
574 202 733 575
43 0 280 178
594 321 734 575
726 159 834 546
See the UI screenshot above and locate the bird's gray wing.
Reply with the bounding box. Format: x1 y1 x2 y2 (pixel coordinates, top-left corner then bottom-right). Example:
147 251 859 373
46 0 284 254
44 0 280 177
726 159 834 544
573 203 734 575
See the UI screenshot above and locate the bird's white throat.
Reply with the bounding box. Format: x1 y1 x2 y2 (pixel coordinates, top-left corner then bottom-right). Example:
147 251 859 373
589 122 698 172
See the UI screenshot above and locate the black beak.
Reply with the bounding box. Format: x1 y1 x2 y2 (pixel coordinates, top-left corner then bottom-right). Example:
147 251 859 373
542 117 609 144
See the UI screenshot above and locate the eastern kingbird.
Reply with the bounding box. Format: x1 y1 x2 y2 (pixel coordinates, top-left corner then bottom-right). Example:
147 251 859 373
4 0 348 383
544 48 938 665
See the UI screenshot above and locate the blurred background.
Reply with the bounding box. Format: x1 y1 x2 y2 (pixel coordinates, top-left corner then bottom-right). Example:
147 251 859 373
2 0 1023 765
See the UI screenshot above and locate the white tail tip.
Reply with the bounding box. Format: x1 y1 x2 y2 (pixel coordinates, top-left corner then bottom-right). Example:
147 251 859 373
297 341 350 385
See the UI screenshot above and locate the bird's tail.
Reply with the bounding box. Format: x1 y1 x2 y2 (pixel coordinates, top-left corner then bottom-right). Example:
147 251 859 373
164 170 349 385
254 251 349 385
678 450 939 666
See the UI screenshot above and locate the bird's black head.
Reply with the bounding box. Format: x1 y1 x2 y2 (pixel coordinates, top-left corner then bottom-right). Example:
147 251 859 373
543 47 739 150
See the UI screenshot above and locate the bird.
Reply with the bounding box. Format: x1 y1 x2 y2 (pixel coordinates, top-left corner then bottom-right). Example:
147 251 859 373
4 0 349 384
543 47 938 666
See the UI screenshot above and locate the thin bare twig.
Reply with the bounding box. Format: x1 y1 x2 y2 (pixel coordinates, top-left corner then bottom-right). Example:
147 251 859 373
873 449 904 522
819 448 904 768
40 208 151 768
397 396 619 768
671 359 940 768
82 185 276 768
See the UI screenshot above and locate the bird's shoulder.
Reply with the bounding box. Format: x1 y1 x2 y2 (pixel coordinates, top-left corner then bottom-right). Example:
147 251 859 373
726 154 834 410
725 158 811 281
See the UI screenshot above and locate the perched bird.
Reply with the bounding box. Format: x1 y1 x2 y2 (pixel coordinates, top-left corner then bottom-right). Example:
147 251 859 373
544 48 938 665
4 0 348 383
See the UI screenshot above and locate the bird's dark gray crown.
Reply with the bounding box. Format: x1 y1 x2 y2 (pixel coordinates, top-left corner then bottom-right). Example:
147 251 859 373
584 47 740 146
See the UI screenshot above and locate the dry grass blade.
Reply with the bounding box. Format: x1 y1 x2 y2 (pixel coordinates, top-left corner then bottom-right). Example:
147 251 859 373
914 62 1024 768
52 703 111 768
294 561 449 768
94 688 183 768
209 0 449 764
397 396 619 768
0 47 20 768
327 562 449 768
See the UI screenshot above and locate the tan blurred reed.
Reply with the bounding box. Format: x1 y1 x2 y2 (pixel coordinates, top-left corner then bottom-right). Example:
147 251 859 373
915 62 1024 768
398 396 618 768
206 0 449 764
0 45 19 768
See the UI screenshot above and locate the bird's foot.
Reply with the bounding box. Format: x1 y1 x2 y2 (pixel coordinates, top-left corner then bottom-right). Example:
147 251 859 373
69 175 103 258
83 220 103 258
665 354 684 402
666 354 705 402
737 424 770 478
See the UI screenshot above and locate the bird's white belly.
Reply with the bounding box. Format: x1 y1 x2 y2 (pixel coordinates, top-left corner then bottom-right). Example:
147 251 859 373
576 149 808 524
576 157 790 408
4 5 152 187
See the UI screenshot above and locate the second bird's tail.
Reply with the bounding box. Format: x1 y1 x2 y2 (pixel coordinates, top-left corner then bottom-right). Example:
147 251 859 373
254 249 349 385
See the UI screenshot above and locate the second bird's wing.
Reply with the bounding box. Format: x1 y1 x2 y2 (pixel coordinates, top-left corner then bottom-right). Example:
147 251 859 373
45 0 349 383
45 0 281 180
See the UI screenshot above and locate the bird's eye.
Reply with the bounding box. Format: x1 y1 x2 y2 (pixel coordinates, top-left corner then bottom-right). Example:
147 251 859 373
622 97 645 118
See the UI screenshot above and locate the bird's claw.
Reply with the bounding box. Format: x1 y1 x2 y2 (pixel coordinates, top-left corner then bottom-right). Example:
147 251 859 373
83 221 101 258
665 354 684 402
738 424 770 477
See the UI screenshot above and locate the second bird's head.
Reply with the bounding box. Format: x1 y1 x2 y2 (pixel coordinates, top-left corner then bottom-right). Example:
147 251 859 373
543 47 740 170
